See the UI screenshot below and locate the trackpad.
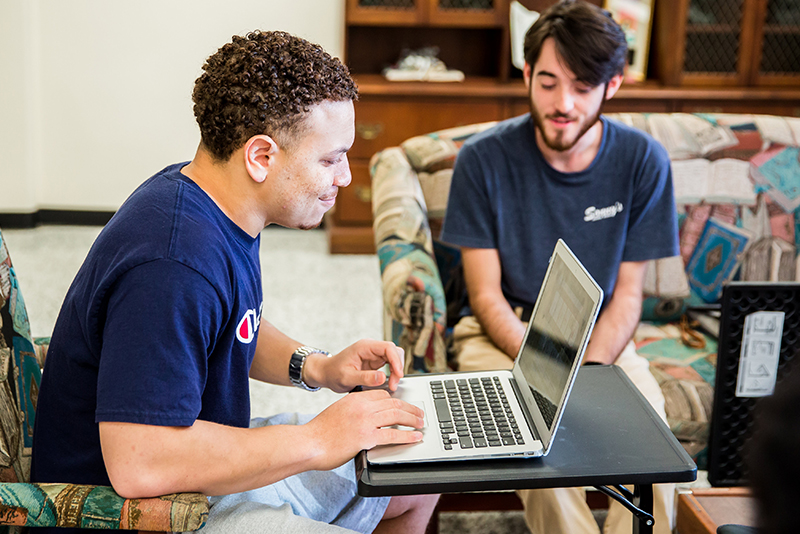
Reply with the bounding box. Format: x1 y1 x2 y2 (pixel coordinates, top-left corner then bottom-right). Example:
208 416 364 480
396 398 429 431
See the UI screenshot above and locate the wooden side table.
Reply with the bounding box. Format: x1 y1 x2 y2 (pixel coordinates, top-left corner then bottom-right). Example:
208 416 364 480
676 488 756 534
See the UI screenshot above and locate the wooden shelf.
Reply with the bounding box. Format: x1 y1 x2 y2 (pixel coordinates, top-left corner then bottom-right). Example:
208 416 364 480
762 23 800 34
685 24 739 34
354 74 800 102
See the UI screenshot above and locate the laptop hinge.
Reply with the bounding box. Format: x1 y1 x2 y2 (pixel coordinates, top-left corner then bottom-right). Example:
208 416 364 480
509 377 541 442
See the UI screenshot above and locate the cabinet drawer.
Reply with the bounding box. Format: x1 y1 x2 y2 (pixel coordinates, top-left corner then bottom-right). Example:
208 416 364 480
352 98 504 159
333 160 373 226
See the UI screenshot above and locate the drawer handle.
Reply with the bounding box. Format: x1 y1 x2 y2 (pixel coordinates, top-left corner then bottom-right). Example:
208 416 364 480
355 185 372 203
356 122 384 141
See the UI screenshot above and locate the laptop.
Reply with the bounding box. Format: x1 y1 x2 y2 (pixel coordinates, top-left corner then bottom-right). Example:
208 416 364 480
367 239 603 464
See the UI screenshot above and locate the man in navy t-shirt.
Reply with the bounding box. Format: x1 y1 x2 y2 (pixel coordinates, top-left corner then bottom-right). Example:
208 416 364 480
441 2 678 534
31 31 438 534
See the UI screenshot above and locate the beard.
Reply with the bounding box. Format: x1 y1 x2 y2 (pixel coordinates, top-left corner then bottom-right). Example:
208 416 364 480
528 84 606 152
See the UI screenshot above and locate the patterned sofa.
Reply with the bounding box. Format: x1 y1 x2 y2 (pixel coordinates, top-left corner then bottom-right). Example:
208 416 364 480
0 229 208 532
371 112 800 467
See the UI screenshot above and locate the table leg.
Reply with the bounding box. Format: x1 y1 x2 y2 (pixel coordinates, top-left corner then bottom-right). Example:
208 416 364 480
633 484 654 534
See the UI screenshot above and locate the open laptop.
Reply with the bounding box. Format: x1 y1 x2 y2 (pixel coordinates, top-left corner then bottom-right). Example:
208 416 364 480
367 239 603 464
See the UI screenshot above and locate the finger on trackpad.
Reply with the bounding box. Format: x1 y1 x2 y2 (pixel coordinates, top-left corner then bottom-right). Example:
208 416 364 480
398 398 428 430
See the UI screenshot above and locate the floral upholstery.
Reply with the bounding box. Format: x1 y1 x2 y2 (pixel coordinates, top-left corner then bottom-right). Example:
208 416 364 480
370 113 800 466
0 484 207 531
0 229 208 531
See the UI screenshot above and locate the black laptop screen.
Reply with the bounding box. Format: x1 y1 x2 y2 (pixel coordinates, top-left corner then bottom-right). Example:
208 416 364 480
517 253 596 430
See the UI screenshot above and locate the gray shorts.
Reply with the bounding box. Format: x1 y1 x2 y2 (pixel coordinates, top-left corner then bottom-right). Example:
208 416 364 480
191 413 391 534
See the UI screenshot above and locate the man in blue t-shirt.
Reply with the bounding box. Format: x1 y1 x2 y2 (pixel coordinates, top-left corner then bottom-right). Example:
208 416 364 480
440 2 678 534
31 31 438 534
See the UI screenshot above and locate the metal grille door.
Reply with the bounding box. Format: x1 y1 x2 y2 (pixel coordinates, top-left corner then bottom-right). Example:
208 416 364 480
683 0 744 74
760 0 800 74
438 0 493 9
358 0 415 7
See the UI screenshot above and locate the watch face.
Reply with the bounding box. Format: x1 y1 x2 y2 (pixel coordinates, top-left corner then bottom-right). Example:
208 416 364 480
289 347 321 391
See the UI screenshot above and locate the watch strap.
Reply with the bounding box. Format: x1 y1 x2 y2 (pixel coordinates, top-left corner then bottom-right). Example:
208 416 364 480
289 346 330 392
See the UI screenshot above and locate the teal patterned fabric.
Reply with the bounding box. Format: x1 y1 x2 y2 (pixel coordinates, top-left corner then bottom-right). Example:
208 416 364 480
0 483 208 530
0 230 42 484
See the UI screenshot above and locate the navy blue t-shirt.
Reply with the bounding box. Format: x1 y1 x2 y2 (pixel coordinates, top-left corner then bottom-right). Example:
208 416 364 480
30 163 262 506
441 114 679 313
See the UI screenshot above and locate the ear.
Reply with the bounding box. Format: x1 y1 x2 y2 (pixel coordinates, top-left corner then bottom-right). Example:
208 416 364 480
243 135 279 184
523 62 532 90
604 73 624 101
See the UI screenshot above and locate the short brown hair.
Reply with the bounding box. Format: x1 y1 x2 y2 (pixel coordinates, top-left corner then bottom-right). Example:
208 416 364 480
523 0 627 87
192 31 358 161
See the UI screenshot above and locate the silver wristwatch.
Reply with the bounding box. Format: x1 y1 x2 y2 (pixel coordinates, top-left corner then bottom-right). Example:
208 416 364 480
288 345 330 391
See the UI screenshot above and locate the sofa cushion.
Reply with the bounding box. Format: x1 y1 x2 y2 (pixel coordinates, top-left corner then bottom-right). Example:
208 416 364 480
635 321 716 468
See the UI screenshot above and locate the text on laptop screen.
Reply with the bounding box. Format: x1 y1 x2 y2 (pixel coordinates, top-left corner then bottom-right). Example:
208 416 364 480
518 253 597 430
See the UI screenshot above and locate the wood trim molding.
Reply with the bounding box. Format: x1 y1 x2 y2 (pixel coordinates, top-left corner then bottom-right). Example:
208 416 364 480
0 210 115 228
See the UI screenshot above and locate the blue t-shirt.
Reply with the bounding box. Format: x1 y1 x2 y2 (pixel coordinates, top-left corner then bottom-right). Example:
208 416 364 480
441 114 679 313
30 164 262 502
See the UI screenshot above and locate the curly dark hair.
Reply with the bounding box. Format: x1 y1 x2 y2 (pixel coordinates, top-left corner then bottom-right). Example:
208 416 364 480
192 30 358 161
524 0 627 87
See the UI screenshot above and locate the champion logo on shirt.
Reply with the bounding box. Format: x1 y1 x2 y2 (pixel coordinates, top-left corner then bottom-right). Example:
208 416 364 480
236 302 263 344
584 202 624 222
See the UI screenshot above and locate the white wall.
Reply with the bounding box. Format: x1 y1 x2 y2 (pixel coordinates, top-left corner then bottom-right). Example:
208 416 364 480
0 1 39 213
0 0 345 213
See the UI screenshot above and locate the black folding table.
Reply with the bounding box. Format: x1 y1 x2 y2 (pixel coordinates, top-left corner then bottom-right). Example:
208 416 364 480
357 365 697 534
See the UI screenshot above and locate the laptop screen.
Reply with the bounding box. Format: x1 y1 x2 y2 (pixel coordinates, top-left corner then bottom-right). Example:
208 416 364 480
517 252 599 431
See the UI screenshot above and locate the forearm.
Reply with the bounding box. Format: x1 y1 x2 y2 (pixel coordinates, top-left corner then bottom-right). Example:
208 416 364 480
101 389 424 499
461 247 526 359
470 293 526 359
248 319 302 385
100 419 321 498
248 319 405 393
583 292 642 365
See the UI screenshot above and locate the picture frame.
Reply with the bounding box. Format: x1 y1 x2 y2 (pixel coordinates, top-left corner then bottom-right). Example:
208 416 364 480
604 0 655 82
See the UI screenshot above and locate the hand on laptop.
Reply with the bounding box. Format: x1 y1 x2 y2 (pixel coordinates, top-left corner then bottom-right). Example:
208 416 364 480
305 388 425 470
303 339 405 393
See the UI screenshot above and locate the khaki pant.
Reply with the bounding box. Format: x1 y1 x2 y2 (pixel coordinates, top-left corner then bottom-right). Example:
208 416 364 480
453 315 675 534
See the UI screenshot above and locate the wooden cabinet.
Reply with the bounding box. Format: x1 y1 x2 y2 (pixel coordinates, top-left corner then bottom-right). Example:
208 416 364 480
328 0 800 254
345 0 424 26
676 488 755 534
654 0 800 87
346 0 505 27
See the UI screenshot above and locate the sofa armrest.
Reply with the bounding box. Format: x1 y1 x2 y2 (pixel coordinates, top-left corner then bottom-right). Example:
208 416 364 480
371 148 447 374
32 337 50 368
0 483 208 531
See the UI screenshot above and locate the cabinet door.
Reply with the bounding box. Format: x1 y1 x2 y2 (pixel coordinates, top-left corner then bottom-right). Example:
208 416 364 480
346 0 426 25
427 0 505 28
656 0 759 86
753 0 800 86
683 0 757 85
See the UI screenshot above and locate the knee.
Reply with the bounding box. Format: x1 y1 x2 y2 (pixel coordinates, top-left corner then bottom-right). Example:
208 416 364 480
384 493 440 519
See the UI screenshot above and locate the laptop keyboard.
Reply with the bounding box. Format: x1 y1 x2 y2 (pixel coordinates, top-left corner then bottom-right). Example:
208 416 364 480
430 377 525 451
